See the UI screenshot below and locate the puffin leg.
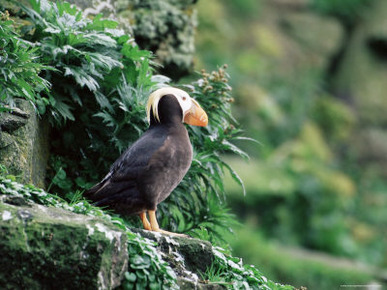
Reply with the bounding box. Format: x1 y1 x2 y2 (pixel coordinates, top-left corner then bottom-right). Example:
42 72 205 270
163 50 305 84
139 212 152 231
148 210 188 237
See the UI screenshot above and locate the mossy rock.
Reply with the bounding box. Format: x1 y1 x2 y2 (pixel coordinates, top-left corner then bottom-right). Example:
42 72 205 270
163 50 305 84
134 229 213 274
0 197 128 289
332 0 387 174
333 0 387 125
0 99 49 188
132 229 223 289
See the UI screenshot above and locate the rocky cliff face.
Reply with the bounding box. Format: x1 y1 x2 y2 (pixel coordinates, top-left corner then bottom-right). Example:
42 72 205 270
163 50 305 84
255 0 344 78
331 0 387 176
257 0 387 176
0 195 128 289
0 193 226 289
0 99 49 188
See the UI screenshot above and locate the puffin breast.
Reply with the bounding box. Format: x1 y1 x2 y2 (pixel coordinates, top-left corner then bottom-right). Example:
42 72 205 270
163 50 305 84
144 130 192 205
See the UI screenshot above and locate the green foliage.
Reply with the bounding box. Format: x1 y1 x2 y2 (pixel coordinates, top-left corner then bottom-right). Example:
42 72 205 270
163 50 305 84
196 0 387 272
311 96 356 143
220 65 359 257
207 246 293 290
0 10 51 112
223 0 262 19
14 0 160 189
310 0 374 25
21 0 155 124
225 121 359 257
230 225 379 290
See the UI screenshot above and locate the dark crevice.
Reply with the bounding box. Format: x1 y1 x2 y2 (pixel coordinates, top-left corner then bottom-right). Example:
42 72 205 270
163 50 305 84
367 37 387 62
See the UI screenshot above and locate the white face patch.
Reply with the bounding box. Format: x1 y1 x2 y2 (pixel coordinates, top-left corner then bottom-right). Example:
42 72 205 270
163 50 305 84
147 87 195 123
174 91 193 117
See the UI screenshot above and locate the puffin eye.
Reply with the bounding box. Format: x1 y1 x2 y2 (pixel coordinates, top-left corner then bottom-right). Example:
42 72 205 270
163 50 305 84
182 96 187 101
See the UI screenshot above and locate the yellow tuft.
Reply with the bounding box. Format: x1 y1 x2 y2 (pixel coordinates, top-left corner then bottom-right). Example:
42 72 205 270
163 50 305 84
146 90 162 124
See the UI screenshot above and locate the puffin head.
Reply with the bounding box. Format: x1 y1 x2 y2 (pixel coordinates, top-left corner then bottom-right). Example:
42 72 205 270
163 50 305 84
146 87 208 127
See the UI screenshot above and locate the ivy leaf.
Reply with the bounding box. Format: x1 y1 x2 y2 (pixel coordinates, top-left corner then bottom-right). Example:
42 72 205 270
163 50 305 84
131 255 151 270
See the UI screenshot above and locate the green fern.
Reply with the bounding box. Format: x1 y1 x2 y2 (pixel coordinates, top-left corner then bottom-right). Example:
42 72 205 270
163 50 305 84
0 10 51 112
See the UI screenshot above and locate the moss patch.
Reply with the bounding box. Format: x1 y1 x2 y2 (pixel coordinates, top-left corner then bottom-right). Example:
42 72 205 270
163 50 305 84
0 200 127 289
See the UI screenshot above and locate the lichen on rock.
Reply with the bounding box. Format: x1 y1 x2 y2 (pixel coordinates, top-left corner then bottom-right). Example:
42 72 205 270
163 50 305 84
132 228 217 288
0 99 49 188
0 196 128 290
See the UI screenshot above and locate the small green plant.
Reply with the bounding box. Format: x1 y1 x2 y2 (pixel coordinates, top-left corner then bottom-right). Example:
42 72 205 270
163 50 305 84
21 0 156 125
311 0 374 25
0 10 51 112
203 246 293 289
231 225 378 289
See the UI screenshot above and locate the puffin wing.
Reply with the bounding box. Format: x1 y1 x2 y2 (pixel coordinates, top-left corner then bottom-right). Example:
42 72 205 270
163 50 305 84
84 128 168 208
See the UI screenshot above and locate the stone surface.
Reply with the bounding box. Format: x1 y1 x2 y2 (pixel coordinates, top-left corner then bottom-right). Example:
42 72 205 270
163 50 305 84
332 0 387 125
251 0 344 78
192 0 343 90
0 99 49 188
351 128 387 176
0 107 30 132
331 0 387 175
0 190 227 289
279 11 344 71
131 228 220 289
132 229 214 273
0 197 128 290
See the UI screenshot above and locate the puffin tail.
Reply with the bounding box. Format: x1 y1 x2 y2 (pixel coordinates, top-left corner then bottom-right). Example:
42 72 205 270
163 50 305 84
83 172 112 202
84 182 104 202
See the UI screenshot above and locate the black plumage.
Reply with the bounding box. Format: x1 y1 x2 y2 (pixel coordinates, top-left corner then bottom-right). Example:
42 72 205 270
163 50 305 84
84 88 208 236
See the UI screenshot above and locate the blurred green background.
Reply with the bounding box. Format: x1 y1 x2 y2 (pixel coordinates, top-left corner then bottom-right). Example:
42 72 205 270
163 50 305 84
190 0 387 288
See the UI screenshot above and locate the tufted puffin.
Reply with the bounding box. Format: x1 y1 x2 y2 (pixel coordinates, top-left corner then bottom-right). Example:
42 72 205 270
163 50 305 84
84 87 208 236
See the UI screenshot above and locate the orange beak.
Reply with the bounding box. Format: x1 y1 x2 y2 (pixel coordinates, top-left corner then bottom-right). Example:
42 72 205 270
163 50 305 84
183 102 208 127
